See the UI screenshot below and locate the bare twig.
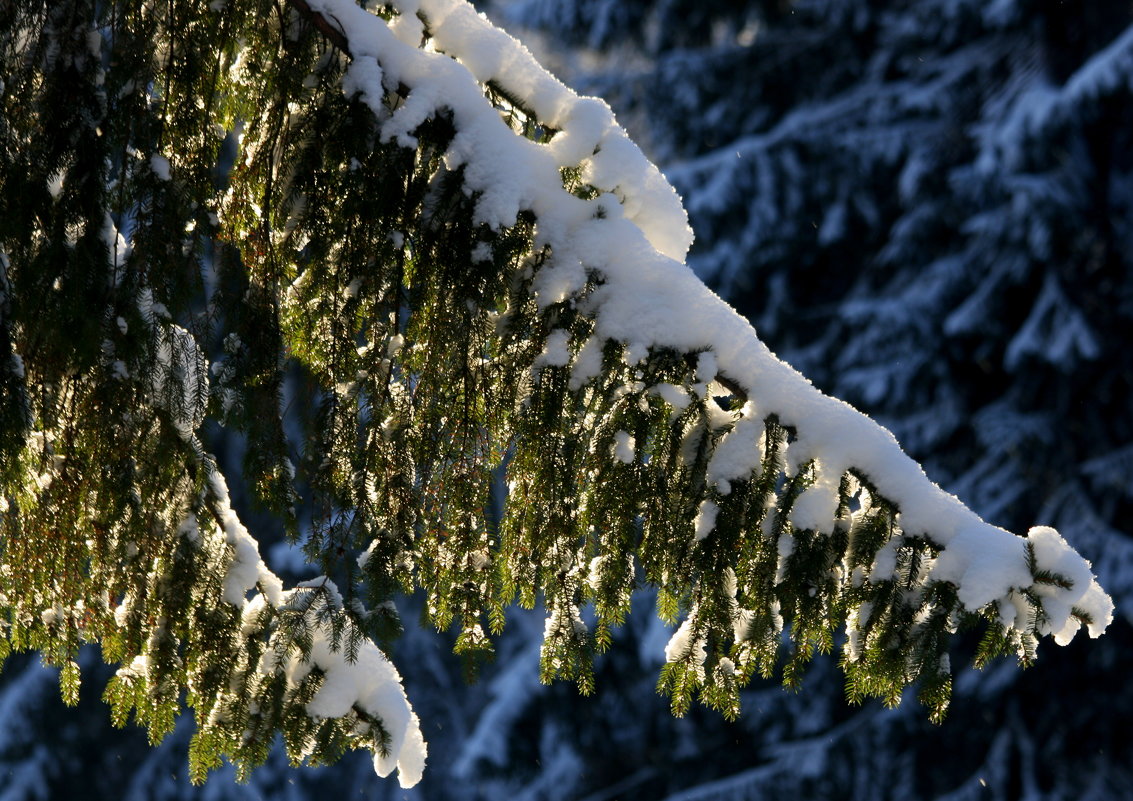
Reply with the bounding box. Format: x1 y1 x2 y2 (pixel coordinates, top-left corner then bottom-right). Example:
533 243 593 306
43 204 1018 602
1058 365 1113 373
287 0 351 54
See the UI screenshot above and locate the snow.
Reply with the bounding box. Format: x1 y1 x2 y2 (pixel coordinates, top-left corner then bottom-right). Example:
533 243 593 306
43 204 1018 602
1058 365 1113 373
845 602 873 662
567 334 604 389
299 593 425 786
664 616 706 666
357 539 379 570
341 55 385 113
453 617 544 777
653 382 691 413
306 0 692 260
535 328 571 368
46 171 64 200
789 472 840 533
138 287 208 439
697 401 761 493
116 654 150 682
693 499 718 542
611 430 635 463
775 532 794 585
0 663 56 801
543 602 586 641
973 25 1133 181
205 471 284 607
1026 525 1113 643
1005 272 1100 370
149 154 172 181
471 241 493 262
114 595 132 628
695 350 718 384
927 527 1032 611
868 539 901 585
341 277 362 299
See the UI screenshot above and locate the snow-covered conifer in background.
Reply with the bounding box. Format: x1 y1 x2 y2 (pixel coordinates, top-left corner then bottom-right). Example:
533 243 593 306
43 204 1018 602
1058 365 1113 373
0 0 1116 790
478 0 1133 797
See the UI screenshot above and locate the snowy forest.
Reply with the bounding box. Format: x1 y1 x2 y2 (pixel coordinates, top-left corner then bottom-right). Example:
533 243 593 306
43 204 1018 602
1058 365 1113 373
2 0 1131 800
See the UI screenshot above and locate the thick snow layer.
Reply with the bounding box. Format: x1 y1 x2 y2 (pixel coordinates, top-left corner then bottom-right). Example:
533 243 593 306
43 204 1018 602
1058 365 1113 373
1026 526 1112 643
299 0 1113 646
297 584 426 787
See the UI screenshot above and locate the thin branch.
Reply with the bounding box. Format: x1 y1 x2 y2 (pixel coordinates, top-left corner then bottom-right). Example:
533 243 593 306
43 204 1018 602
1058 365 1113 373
287 0 351 54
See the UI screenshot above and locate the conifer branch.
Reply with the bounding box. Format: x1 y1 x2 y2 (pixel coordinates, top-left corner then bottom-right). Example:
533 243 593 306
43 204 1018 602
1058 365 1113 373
0 0 1117 791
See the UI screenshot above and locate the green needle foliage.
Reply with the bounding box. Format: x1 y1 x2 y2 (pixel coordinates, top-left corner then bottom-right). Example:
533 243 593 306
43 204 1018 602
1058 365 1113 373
0 0 1112 786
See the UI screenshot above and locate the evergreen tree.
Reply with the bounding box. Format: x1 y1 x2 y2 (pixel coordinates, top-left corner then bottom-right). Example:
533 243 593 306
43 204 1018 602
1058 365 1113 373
0 0 1116 792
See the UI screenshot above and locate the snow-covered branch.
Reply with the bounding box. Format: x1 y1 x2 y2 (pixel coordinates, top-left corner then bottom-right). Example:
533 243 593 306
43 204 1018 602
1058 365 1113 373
301 0 1110 643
